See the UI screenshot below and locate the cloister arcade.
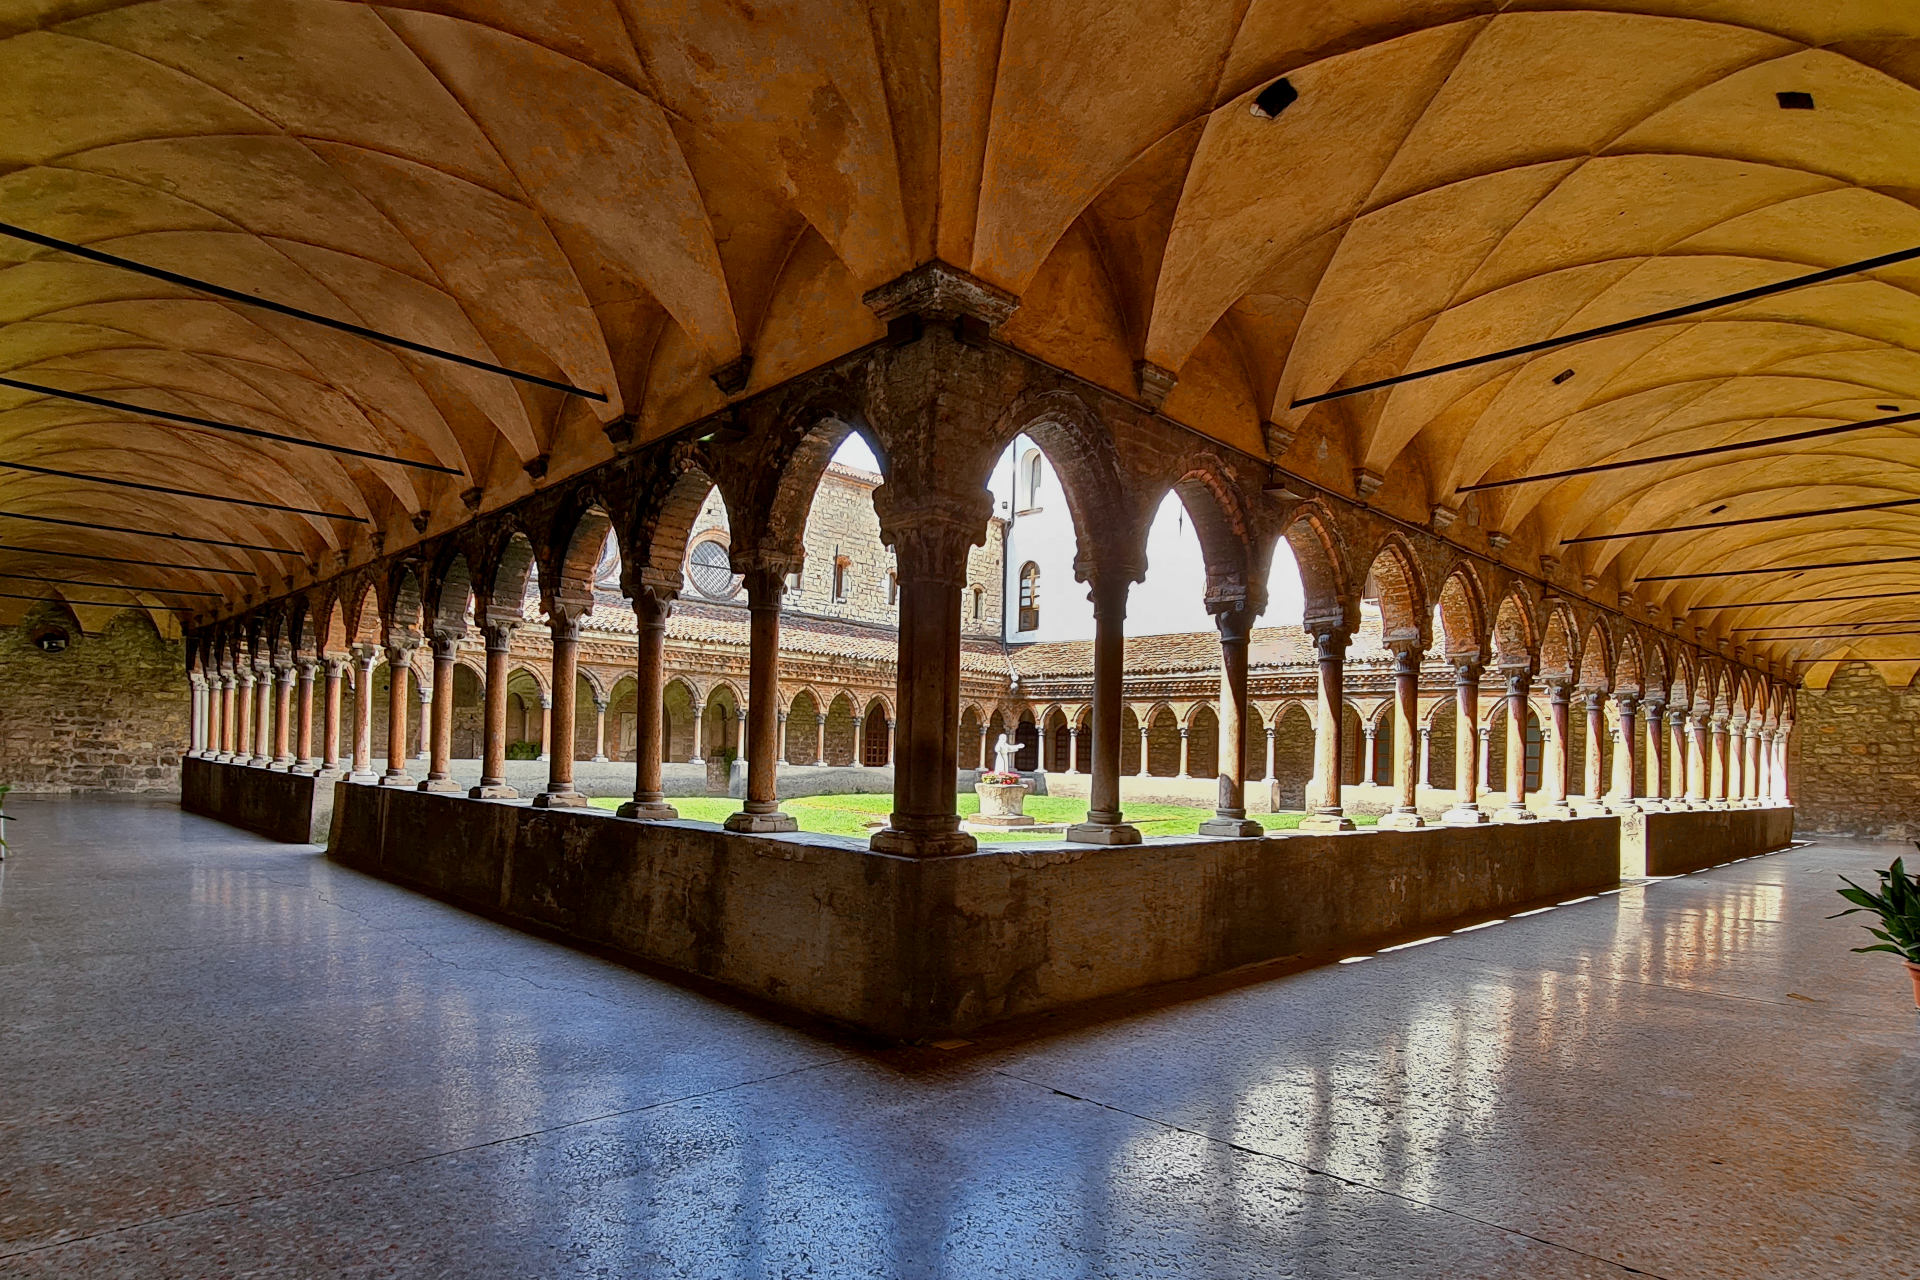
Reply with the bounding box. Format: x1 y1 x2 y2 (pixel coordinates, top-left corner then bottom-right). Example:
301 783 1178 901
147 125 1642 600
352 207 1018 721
179 315 1795 853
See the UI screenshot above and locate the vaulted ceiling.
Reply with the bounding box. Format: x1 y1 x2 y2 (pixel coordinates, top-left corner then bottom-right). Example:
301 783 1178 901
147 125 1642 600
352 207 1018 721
4 1 1919 675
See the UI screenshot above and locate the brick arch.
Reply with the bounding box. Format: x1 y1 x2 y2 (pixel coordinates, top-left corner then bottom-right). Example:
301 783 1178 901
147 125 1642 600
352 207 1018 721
506 663 551 698
342 578 382 649
980 387 1139 581
1361 532 1427 648
702 677 746 708
573 665 609 705
544 500 612 611
481 528 541 618
1613 629 1645 696
1670 648 1697 711
1642 641 1672 706
1577 622 1612 691
623 458 724 596
425 546 476 636
753 399 884 567
1143 455 1263 614
1491 588 1538 670
1279 502 1353 631
1435 560 1488 659
1538 602 1579 684
381 564 425 639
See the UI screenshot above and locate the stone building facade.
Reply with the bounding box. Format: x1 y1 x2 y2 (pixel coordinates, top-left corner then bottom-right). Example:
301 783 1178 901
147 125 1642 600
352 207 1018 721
1792 662 1920 841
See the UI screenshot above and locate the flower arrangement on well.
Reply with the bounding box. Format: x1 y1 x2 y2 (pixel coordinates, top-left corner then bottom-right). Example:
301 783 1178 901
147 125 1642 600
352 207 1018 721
980 771 1022 786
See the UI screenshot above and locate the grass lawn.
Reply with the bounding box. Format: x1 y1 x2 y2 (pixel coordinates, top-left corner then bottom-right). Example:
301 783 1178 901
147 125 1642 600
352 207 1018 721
588 791 1376 840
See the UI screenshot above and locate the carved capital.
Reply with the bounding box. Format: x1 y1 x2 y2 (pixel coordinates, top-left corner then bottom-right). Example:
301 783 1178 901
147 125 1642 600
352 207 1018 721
871 484 993 587
1308 626 1350 663
429 631 459 660
1389 644 1422 678
483 620 516 652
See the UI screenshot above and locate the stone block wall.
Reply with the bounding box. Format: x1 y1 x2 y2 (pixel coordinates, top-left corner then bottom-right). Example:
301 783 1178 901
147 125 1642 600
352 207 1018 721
1795 661 1920 840
0 605 186 793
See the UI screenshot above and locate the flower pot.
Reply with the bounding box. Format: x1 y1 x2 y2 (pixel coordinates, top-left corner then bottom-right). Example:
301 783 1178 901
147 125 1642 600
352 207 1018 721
1908 961 1920 1010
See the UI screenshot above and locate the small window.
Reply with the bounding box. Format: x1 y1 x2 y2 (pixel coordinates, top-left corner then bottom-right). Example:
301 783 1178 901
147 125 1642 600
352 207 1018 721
786 570 802 593
971 585 984 622
1017 562 1040 631
688 538 742 600
887 571 898 606
1026 452 1043 508
833 556 851 603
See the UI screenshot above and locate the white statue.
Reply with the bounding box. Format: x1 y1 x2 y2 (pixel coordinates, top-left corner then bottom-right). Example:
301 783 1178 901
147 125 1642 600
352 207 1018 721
992 732 1018 774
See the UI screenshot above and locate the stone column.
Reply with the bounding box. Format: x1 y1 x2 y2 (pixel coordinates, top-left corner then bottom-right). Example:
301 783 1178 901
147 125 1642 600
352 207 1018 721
534 605 590 808
814 713 828 767
1359 724 1378 785
271 664 295 770
1379 646 1425 829
350 645 378 782
725 566 797 833
1725 719 1744 803
587 697 607 763
1497 668 1537 821
420 631 462 792
1670 709 1689 806
536 697 552 760
617 586 677 820
1200 606 1262 838
321 656 345 775
1265 724 1278 782
1776 722 1793 802
255 664 276 765
224 671 242 758
1686 713 1709 804
1136 719 1152 777
471 621 517 799
185 674 203 756
688 700 706 765
1417 724 1431 789
380 638 419 787
1720 717 1735 805
1579 692 1611 814
414 678 431 761
1744 726 1762 803
1444 660 1488 824
1640 699 1665 810
886 717 896 764
1177 725 1191 778
1757 728 1775 803
1541 680 1574 818
235 667 256 764
1478 724 1493 793
974 723 987 774
1302 626 1355 832
292 659 317 773
868 494 985 859
1613 694 1639 808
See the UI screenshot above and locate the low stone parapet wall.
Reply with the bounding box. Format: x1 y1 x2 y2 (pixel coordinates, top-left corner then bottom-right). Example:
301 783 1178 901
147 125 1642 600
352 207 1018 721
180 755 334 844
1619 804 1796 878
327 785 1619 1041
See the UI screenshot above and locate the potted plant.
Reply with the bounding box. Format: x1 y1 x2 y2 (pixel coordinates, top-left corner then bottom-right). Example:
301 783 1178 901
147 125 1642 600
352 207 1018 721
1832 858 1920 1007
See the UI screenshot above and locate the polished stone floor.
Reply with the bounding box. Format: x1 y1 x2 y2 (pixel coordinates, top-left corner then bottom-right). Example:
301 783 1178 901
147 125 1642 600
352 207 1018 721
1 798 1914 1278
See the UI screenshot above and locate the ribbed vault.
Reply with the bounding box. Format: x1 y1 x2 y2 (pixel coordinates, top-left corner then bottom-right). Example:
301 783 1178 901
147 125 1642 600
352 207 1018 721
5 1 1920 676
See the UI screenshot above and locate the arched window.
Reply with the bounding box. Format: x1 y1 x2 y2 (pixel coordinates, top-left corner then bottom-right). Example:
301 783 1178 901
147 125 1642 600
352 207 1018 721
1017 562 1040 631
1026 451 1043 508
887 570 898 606
833 556 851 602
970 584 984 622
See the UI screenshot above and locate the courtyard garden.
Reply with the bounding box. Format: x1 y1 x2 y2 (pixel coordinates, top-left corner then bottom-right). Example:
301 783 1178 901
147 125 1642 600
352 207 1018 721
588 792 1377 841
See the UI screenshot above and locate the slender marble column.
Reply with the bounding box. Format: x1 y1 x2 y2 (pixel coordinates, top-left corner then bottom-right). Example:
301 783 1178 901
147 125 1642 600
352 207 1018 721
1379 646 1426 829
235 668 256 764
1640 699 1665 809
534 606 589 808
1776 722 1793 802
618 587 677 820
380 639 419 787
350 645 379 782
1497 669 1538 821
1200 606 1262 837
320 655 345 774
1687 713 1709 803
1670 709 1690 806
1744 725 1763 803
1177 725 1191 779
1709 717 1731 805
1418 724 1431 789
1136 720 1151 777
420 632 462 792
688 700 706 765
414 680 431 761
472 621 517 798
814 713 827 766
1541 680 1574 818
725 567 797 832
1265 724 1278 782
1443 660 1488 824
271 665 294 769
1614 694 1639 808
1725 719 1745 802
222 671 239 759
1359 725 1378 785
590 699 609 763
1757 729 1775 802
1302 626 1355 832
1579 692 1611 814
291 659 316 773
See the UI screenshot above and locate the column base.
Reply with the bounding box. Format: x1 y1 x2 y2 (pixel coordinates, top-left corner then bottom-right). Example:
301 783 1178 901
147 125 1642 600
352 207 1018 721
1376 810 1426 830
469 783 519 800
418 777 464 794
347 770 380 785
725 809 798 834
532 790 591 809
617 800 680 821
1494 805 1539 823
689 756 705 766
1574 801 1614 816
1198 816 1265 838
1442 804 1490 825
1298 811 1357 833
267 760 292 773
1539 804 1578 820
1066 821 1142 846
377 772 416 788
591 755 609 764
870 827 977 856
289 763 316 777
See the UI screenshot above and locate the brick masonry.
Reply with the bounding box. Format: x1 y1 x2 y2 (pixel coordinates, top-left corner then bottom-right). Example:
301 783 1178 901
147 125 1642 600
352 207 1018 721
0 604 187 793
1794 661 1919 841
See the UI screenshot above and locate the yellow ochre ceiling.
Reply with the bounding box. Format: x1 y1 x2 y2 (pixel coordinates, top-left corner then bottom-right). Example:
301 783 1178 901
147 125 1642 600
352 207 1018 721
3 1 1920 676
